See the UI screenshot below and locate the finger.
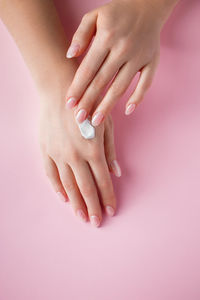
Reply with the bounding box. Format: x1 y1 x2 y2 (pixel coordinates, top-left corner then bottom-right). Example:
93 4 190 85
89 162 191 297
42 154 68 202
57 163 88 223
74 52 123 120
65 36 110 121
66 11 97 58
70 161 102 227
125 56 159 115
89 152 117 217
104 116 121 178
91 62 137 126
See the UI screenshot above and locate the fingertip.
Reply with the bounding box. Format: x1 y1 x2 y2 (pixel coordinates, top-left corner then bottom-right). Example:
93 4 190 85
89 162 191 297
105 205 115 217
56 191 68 202
65 97 77 109
125 103 136 115
66 43 80 59
91 111 105 127
76 109 87 123
110 160 121 178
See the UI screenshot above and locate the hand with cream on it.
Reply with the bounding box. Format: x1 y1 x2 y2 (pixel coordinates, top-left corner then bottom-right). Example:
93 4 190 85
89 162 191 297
39 73 121 227
0 0 121 227
66 0 179 125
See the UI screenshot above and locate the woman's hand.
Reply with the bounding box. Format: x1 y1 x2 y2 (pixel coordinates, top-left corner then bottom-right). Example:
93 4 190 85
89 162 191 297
65 0 178 125
0 0 121 227
39 85 120 227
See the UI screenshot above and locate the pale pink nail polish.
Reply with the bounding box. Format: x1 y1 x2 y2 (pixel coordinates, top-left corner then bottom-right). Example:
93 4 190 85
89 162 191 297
76 209 87 222
76 109 87 123
66 97 77 109
125 103 136 115
57 192 67 202
90 215 100 227
111 160 121 177
105 205 115 217
92 112 104 127
66 44 80 58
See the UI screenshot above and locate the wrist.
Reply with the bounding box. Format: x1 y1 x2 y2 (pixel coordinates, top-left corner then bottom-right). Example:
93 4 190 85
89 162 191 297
35 59 78 100
118 0 178 26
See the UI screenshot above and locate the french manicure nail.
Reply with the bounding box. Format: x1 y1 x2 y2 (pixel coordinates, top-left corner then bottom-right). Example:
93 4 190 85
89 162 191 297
76 209 87 222
66 97 77 109
90 215 100 227
66 44 80 58
92 112 104 127
57 192 67 202
111 160 121 177
76 109 87 123
125 103 136 115
105 205 115 217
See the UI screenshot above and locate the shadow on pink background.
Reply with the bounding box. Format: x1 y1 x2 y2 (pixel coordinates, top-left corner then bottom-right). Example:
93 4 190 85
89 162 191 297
0 0 200 299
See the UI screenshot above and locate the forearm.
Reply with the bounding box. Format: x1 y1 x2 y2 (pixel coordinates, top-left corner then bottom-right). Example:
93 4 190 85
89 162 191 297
0 0 76 92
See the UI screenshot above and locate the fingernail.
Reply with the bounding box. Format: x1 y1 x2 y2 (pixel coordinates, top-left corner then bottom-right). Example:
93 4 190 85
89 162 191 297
57 192 67 202
76 209 87 222
111 160 121 177
105 205 115 217
92 112 104 127
76 109 87 123
125 103 136 115
66 44 80 58
66 97 77 109
90 215 100 227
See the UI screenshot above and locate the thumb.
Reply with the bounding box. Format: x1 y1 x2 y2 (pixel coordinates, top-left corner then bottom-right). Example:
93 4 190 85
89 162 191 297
104 116 121 178
66 11 97 58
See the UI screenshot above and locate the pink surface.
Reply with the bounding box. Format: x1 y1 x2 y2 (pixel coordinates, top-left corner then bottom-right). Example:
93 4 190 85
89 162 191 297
0 0 200 299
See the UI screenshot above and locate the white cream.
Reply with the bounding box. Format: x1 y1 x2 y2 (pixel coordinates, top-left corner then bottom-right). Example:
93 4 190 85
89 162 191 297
78 118 95 139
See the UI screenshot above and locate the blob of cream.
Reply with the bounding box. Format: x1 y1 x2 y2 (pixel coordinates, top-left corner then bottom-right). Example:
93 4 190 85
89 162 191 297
77 119 95 139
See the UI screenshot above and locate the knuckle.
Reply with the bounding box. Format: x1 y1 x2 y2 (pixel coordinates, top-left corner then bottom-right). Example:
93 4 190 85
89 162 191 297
110 85 123 98
101 180 113 194
64 181 75 193
116 41 131 56
102 30 114 44
93 74 107 90
68 151 80 164
49 149 62 162
82 12 90 22
81 184 94 198
81 64 94 80
88 147 102 162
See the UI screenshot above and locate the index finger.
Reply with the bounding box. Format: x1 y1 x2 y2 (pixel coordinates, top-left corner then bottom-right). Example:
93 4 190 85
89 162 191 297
65 36 109 114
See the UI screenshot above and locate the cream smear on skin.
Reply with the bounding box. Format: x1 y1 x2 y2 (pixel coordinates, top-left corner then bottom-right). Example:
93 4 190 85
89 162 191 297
77 118 95 139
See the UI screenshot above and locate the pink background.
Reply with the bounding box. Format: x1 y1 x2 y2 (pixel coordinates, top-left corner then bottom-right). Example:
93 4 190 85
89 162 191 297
0 0 200 299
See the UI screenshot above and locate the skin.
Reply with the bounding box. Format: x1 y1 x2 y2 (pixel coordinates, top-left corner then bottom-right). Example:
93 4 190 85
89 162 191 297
0 0 120 227
66 0 179 126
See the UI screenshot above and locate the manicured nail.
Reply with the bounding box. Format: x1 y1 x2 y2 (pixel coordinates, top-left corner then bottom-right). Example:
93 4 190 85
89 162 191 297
66 44 80 58
105 205 115 217
92 112 104 127
125 103 136 115
76 209 87 222
90 215 100 227
76 109 87 123
111 160 121 177
57 192 67 202
66 97 77 109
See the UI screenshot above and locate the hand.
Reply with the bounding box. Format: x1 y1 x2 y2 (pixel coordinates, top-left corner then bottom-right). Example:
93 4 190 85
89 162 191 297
65 0 177 125
39 81 121 227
